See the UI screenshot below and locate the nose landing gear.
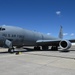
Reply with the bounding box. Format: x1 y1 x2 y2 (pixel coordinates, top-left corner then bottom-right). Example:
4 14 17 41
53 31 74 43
8 48 14 53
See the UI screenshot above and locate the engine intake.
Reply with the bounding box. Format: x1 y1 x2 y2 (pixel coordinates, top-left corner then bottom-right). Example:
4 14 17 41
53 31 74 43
59 40 71 50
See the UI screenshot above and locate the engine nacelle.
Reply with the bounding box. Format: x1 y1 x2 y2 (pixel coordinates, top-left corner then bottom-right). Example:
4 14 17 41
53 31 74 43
59 40 71 51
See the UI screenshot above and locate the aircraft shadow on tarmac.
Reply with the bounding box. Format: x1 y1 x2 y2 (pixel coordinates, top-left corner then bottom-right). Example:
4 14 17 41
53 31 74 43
0 48 75 54
0 51 9 54
23 48 56 51
19 48 75 52
0 48 57 54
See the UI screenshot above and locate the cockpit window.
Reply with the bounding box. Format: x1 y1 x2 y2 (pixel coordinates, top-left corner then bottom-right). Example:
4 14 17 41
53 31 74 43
0 27 5 31
0 27 2 30
2 28 5 30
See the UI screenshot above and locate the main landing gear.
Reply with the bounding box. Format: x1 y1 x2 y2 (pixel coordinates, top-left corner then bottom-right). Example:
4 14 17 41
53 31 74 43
51 46 58 51
34 46 49 50
42 46 49 50
34 46 41 50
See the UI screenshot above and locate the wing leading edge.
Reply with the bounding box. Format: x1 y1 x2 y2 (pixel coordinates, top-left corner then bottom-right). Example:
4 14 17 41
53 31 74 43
36 39 75 46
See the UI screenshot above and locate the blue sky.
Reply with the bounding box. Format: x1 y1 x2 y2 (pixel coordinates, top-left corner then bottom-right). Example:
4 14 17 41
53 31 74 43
0 0 75 39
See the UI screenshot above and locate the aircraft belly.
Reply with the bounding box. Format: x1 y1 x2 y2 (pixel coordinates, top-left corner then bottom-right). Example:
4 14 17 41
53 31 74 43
12 39 36 46
23 40 36 46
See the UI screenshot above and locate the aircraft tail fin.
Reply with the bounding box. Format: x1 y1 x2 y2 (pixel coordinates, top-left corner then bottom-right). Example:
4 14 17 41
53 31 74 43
59 26 63 39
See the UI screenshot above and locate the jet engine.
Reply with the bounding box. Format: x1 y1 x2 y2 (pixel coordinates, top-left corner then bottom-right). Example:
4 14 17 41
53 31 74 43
59 40 71 51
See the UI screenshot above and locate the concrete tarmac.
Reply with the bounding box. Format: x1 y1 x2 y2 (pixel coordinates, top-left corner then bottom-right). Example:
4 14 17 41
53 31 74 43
0 46 75 75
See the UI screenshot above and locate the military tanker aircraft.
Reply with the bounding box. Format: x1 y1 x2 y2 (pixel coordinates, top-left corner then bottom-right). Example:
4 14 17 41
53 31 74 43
0 25 75 53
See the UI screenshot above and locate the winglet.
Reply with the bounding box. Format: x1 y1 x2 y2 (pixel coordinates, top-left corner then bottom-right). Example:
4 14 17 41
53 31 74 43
59 26 63 39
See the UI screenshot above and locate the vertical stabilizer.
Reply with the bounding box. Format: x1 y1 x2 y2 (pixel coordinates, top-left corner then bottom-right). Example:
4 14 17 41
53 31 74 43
59 26 63 39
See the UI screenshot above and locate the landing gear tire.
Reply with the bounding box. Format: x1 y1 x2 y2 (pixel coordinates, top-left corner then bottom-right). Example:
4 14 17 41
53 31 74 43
42 46 49 50
34 46 40 50
51 46 58 51
8 48 14 53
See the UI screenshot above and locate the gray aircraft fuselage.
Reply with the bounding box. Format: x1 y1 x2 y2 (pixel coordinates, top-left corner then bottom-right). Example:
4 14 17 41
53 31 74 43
0 25 59 47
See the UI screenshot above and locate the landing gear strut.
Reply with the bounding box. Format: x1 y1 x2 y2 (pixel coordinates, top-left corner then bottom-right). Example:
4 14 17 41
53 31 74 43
8 48 14 53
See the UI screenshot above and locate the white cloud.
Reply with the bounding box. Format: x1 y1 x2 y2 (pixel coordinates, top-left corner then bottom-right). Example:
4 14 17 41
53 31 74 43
2 24 6 26
70 33 74 36
63 33 68 36
56 11 61 15
47 33 51 35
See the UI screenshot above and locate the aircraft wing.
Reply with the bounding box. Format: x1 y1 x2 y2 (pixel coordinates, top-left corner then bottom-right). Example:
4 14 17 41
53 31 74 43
36 39 75 46
36 40 61 46
69 39 75 43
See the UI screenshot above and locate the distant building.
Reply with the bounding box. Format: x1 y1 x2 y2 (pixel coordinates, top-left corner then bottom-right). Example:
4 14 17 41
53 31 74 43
72 43 75 45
